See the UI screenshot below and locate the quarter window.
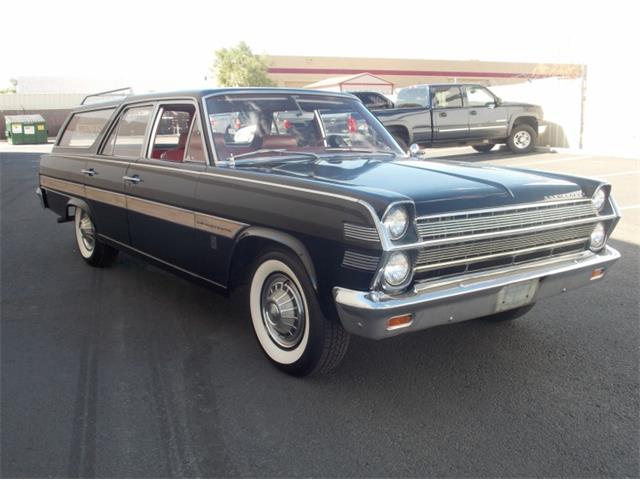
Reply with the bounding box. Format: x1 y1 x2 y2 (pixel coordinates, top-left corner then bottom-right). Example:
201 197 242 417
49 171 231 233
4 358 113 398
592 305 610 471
185 114 206 163
102 106 153 158
465 86 496 107
58 108 115 147
431 86 463 108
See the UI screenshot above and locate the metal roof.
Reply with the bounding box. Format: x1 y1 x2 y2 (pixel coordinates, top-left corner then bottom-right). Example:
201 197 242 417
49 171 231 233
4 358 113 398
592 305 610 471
4 114 46 124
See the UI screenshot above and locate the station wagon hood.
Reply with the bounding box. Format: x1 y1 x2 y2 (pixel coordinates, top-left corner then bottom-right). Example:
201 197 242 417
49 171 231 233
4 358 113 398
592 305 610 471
238 158 586 216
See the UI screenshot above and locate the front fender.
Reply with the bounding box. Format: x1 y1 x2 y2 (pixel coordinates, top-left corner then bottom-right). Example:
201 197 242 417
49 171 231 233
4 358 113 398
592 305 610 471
233 227 319 291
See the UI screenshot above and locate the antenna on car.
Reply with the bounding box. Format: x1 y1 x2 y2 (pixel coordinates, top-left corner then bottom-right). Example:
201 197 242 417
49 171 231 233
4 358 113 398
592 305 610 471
81 87 133 106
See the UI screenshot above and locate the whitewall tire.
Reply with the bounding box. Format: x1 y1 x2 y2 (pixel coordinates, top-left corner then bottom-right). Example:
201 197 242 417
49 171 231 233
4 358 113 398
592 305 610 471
73 207 118 267
248 249 350 376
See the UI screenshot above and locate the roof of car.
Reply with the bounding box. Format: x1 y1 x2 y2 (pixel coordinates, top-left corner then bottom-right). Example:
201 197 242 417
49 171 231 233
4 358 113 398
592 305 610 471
71 88 358 112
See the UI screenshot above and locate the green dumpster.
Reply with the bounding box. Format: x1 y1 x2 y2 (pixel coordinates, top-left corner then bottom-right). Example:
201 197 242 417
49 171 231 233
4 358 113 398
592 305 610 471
4 114 48 145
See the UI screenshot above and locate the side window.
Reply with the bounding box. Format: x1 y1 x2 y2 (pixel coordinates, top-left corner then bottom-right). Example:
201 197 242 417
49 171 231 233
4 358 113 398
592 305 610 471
58 108 115 147
431 86 463 108
184 114 206 163
102 105 153 158
465 86 496 107
149 104 195 161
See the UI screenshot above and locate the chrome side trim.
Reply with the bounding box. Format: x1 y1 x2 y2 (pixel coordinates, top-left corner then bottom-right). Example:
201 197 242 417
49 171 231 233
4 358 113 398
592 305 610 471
40 176 85 197
39 175 247 239
85 186 126 209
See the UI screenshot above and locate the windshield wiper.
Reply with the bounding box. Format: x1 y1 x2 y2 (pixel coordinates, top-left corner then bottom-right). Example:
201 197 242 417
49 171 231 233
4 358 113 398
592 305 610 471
232 149 320 161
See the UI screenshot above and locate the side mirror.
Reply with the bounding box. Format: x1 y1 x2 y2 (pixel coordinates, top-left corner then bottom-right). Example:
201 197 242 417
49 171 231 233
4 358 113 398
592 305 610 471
409 143 421 157
495 97 503 106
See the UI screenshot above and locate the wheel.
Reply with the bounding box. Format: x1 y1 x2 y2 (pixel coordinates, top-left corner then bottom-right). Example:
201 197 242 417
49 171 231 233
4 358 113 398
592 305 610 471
481 304 535 322
74 207 118 267
392 134 409 152
472 144 495 153
249 249 350 376
507 124 537 153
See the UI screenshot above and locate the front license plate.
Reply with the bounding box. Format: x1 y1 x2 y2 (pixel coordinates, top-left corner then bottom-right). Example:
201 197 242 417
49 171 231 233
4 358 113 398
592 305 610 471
495 279 539 312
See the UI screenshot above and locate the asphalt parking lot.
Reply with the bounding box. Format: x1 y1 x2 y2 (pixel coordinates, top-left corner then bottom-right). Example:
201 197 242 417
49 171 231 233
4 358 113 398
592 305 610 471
1 144 639 477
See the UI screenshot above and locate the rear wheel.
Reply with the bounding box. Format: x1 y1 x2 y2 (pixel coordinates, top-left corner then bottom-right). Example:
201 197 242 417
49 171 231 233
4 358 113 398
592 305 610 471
74 207 118 267
472 144 495 153
249 249 349 376
507 124 537 153
481 304 535 322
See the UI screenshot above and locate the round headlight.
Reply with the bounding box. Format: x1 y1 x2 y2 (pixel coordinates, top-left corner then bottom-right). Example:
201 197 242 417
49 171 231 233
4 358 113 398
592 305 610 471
383 205 409 240
590 222 606 250
383 251 411 286
592 188 607 212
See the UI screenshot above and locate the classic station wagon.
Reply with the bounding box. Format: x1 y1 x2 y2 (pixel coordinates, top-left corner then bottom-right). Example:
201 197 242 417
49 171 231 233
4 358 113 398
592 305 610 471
37 88 621 376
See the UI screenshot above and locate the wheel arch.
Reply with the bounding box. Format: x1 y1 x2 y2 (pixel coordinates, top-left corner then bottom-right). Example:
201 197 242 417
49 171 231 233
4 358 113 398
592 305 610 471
65 196 91 222
228 227 319 292
510 115 539 133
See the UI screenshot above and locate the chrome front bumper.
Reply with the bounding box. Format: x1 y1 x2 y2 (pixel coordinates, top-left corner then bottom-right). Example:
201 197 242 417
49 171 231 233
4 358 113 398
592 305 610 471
333 246 620 340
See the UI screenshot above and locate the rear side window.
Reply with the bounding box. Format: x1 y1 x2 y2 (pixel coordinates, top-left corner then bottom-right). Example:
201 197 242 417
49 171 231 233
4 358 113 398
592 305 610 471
395 87 429 108
102 106 153 158
58 109 115 147
431 86 463 108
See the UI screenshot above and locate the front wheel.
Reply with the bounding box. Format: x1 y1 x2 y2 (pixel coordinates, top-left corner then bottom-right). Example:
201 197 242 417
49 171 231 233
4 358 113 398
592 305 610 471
249 249 350 376
74 207 118 267
507 124 537 153
472 144 495 153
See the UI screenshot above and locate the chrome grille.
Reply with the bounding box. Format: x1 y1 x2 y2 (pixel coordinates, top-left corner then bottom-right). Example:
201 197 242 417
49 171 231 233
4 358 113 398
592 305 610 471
343 223 379 243
417 224 593 269
417 200 597 241
342 251 380 271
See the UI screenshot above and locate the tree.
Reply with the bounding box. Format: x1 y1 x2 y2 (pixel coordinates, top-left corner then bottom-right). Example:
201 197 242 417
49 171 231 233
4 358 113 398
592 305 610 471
211 42 276 87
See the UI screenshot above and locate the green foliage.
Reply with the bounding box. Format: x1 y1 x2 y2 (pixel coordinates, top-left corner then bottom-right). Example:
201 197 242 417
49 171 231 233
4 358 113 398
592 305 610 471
212 42 276 87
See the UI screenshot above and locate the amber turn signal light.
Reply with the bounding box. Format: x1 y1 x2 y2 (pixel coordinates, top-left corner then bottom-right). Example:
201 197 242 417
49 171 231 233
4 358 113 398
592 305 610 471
386 314 414 331
590 267 606 280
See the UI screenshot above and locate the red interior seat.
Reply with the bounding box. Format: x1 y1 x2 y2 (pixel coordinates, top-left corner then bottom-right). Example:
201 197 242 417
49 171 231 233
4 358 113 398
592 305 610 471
160 131 189 162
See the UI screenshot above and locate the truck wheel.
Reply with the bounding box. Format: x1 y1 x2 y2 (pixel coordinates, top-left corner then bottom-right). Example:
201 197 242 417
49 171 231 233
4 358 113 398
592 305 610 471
74 207 118 267
249 248 350 376
481 304 535 322
472 144 495 153
392 135 409 152
507 124 537 153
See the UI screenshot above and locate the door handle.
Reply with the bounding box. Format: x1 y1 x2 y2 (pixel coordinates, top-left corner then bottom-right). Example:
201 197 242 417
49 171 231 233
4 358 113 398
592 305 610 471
438 111 447 117
81 168 97 176
123 175 142 184
469 110 477 116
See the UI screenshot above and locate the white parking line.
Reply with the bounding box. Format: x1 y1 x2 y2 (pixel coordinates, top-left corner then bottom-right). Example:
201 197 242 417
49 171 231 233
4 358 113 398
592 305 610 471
620 204 640 211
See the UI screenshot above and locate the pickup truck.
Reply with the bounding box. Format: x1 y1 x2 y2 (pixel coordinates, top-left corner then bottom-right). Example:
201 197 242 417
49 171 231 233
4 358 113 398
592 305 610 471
374 83 544 154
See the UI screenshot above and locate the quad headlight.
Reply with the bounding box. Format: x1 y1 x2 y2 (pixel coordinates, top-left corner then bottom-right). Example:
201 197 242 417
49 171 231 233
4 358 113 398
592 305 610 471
592 187 607 212
383 205 409 240
383 251 411 286
590 222 606 251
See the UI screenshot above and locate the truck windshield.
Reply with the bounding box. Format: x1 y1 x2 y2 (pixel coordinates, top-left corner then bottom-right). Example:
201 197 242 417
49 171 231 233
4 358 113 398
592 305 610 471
205 93 403 162
395 86 430 108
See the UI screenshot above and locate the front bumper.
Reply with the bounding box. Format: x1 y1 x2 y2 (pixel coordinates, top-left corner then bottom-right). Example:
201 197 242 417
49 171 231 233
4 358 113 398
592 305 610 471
333 246 620 340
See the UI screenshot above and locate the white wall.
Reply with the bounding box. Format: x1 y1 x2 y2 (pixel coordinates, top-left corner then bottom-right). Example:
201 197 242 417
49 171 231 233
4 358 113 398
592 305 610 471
0 93 84 110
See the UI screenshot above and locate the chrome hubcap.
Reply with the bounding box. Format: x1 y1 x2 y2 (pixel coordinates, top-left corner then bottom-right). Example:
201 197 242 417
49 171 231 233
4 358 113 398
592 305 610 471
78 211 95 252
514 130 532 149
260 273 305 349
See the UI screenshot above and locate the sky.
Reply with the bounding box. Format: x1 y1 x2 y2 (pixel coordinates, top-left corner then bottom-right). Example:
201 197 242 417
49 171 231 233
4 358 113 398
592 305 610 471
1 0 637 91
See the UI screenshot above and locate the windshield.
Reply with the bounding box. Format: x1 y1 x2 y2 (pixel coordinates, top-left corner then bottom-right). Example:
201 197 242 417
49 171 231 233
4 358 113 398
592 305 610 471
205 93 403 162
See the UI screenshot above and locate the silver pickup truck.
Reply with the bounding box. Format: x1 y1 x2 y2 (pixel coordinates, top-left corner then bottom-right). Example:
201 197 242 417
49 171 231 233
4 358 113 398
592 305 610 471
374 83 544 154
